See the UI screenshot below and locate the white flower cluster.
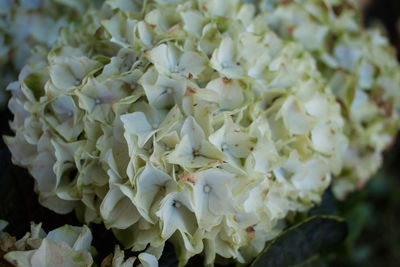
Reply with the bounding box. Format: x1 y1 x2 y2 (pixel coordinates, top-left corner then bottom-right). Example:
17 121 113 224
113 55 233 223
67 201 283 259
0 221 156 267
258 0 400 198
1 221 94 267
0 0 103 107
5 0 349 264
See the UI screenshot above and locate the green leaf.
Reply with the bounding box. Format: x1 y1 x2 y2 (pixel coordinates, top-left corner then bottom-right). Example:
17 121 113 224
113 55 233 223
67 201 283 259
250 215 348 267
344 203 371 244
308 188 337 216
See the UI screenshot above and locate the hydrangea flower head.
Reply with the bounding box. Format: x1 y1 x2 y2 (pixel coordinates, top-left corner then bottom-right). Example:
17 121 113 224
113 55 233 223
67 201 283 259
257 0 400 198
5 0 348 264
2 222 94 267
0 0 103 107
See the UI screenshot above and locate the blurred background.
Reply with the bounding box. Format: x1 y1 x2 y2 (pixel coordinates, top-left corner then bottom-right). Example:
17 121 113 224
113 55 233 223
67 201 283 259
0 0 400 266
331 0 400 266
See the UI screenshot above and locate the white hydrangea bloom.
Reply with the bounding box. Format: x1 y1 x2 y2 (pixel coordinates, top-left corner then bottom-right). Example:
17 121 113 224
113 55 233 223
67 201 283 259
0 0 103 108
103 246 159 267
5 0 348 265
3 223 93 267
258 0 400 198
1 222 158 267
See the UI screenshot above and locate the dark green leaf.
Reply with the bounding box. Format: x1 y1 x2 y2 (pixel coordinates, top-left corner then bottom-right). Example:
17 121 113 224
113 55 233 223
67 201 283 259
308 188 337 216
159 242 179 267
250 215 348 267
344 203 371 244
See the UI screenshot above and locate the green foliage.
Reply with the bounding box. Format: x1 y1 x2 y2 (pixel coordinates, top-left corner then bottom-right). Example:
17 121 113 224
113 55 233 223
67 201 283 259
250 216 348 267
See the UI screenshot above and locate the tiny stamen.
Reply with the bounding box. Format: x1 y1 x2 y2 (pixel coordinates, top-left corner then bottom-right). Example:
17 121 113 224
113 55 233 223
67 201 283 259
170 66 179 73
173 201 181 208
193 150 200 157
221 62 230 68
203 184 211 193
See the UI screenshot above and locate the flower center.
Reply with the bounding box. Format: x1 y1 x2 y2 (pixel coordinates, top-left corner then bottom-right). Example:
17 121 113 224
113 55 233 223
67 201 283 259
123 63 131 71
192 150 200 157
172 201 181 208
170 66 180 73
203 184 211 193
221 62 230 69
221 143 228 151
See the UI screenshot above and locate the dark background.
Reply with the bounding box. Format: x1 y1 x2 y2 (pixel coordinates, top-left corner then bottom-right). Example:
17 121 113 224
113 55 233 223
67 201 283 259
0 0 400 266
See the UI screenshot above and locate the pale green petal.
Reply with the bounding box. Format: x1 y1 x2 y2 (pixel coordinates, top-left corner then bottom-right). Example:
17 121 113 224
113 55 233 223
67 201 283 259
181 10 205 37
111 245 137 267
121 112 157 147
138 252 158 267
156 192 196 239
193 169 235 228
146 44 178 75
278 96 310 135
49 57 101 91
206 77 244 110
4 250 35 267
100 187 141 229
180 116 205 150
178 51 206 78
210 36 244 78
140 67 186 109
134 163 175 222
106 0 143 12
102 13 137 47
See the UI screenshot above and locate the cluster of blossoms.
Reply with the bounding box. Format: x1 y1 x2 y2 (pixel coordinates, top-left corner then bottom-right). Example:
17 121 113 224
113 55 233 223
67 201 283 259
0 220 94 266
4 0 350 264
0 221 156 267
257 0 400 198
0 0 103 107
